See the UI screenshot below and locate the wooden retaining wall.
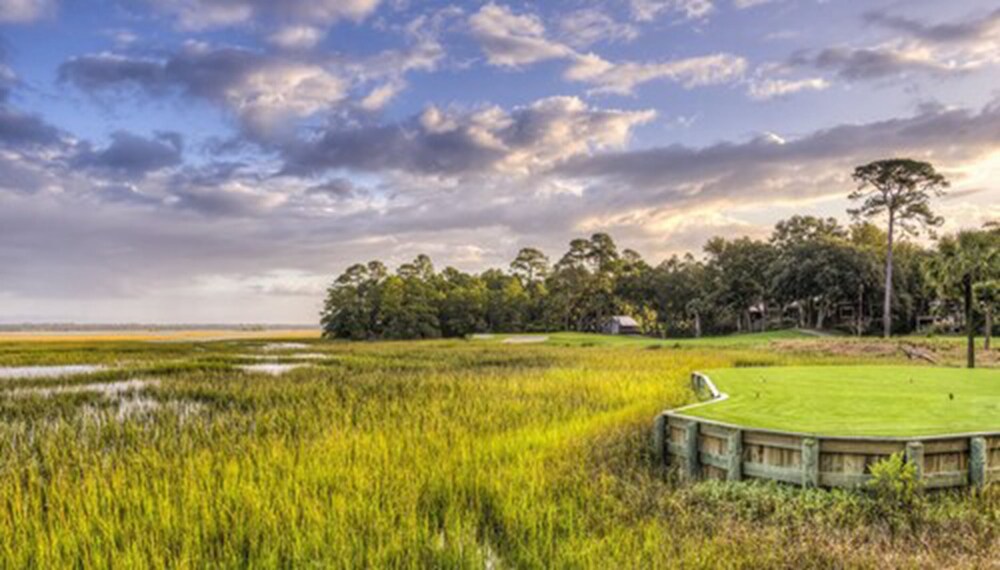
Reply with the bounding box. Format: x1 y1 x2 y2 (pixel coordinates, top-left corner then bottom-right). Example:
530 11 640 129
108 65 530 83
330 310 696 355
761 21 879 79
652 373 1000 489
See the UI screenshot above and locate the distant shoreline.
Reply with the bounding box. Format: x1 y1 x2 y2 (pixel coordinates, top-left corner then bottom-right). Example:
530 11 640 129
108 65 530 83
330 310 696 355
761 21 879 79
0 324 318 332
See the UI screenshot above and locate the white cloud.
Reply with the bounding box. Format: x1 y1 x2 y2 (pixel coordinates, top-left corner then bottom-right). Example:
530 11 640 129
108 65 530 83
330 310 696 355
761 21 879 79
267 26 325 50
150 0 381 31
566 51 747 94
748 77 829 100
559 9 638 48
469 3 572 67
627 0 713 22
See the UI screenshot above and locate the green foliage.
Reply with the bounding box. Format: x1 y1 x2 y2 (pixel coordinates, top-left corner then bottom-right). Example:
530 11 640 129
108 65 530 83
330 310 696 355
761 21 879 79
321 209 975 342
865 452 925 531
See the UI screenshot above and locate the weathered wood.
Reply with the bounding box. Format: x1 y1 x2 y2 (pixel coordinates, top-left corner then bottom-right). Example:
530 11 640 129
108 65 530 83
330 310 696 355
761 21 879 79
802 438 819 488
660 407 1000 489
924 471 968 489
699 451 729 470
905 441 924 481
743 462 802 485
743 431 802 451
683 421 699 480
653 413 668 466
727 429 743 482
819 472 869 488
923 438 969 454
821 439 905 455
970 437 987 488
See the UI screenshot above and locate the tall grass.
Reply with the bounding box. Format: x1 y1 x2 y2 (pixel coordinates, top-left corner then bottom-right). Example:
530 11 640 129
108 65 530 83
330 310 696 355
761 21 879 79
0 340 995 567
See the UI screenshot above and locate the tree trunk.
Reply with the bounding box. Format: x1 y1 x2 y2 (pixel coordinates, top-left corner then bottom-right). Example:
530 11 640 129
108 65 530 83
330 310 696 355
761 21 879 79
883 213 895 339
856 284 864 337
693 312 702 338
965 274 975 369
985 309 992 351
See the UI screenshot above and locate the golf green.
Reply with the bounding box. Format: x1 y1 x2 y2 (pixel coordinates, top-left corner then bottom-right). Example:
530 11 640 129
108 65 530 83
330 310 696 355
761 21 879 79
684 366 1000 436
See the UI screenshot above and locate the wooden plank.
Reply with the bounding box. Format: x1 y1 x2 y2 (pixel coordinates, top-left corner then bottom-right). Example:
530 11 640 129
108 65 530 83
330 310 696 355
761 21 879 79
684 421 699 480
653 413 668 466
743 462 802 485
821 439 905 455
906 441 924 481
925 471 968 489
700 451 729 470
923 439 969 454
743 431 802 451
802 438 819 488
970 437 987 488
819 472 869 488
727 429 743 482
700 423 733 439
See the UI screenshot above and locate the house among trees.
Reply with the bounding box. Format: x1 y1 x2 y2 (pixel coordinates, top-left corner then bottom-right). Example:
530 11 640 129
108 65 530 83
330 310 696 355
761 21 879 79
602 316 641 335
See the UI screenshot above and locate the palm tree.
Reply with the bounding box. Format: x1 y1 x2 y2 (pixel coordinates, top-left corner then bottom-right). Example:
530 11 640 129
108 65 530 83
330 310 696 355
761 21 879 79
925 228 1000 368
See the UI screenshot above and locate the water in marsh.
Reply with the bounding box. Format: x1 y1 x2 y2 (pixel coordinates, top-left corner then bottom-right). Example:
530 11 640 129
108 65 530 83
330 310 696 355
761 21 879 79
0 365 106 380
8 378 156 397
238 363 306 375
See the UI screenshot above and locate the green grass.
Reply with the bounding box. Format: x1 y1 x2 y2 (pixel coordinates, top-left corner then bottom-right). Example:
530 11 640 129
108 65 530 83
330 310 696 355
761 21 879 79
0 339 997 567
477 329 818 347
685 365 1000 436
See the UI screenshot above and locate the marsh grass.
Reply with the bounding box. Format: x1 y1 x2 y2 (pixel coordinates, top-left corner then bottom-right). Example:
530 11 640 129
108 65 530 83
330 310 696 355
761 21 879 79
0 339 995 567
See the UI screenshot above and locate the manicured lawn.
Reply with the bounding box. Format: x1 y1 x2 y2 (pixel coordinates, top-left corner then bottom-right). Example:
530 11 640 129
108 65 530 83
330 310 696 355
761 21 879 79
684 365 1000 436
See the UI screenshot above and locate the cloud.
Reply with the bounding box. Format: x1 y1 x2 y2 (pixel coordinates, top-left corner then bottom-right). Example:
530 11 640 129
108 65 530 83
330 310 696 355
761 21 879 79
796 8 1000 81
469 4 745 95
627 0 714 22
59 45 348 137
864 8 1000 44
267 26 325 50
557 100 1000 218
73 131 183 177
0 0 54 23
284 95 656 176
146 0 381 31
566 51 747 94
59 36 443 136
558 9 638 48
469 3 572 67
732 0 781 9
747 76 829 100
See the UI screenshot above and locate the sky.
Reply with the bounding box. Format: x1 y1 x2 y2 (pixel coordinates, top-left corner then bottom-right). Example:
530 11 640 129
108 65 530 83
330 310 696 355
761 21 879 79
0 0 998 324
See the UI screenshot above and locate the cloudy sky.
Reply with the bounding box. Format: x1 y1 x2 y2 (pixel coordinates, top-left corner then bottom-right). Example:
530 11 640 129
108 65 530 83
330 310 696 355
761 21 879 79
0 0 998 324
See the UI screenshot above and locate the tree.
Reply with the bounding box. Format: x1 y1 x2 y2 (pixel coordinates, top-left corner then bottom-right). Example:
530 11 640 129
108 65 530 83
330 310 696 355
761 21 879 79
850 159 948 338
926 229 1000 368
974 280 999 351
704 237 778 333
509 247 550 285
771 215 846 249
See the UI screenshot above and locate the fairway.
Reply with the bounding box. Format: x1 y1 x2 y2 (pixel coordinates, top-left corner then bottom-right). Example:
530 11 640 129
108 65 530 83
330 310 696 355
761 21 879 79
685 366 1000 436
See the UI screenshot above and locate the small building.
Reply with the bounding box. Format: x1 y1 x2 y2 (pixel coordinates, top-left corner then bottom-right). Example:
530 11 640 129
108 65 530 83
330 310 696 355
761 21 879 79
602 315 641 335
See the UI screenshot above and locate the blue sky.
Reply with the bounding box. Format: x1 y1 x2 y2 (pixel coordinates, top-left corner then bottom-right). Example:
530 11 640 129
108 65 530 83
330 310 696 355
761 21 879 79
0 0 998 323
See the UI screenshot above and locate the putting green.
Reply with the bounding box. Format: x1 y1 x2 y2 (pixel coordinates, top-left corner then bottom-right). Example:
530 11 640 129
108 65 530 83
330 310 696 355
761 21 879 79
684 366 1000 437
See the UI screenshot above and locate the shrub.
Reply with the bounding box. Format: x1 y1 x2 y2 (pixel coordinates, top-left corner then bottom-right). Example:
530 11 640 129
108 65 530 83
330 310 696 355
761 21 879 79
865 452 925 531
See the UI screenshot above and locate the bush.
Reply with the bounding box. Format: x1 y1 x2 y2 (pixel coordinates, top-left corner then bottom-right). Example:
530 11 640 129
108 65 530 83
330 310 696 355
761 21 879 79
865 452 925 531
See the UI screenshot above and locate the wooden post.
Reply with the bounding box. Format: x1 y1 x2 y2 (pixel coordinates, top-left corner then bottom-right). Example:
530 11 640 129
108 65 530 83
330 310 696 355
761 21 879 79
653 413 668 466
683 421 699 480
970 437 987 488
801 438 819 488
727 429 743 482
905 441 924 482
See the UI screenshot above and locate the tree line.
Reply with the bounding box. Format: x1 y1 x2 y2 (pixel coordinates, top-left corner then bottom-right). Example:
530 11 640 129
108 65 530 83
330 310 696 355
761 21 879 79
321 159 999 363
